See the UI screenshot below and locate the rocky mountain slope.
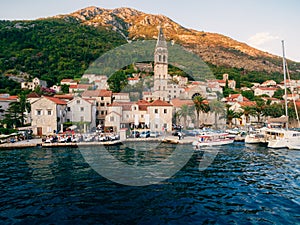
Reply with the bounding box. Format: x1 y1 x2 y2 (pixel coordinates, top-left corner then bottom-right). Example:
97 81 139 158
56 6 300 74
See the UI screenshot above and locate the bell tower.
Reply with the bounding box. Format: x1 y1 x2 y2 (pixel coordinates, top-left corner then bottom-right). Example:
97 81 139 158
153 27 169 101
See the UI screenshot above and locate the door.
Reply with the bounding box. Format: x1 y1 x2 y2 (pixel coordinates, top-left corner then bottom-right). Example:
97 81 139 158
37 127 42 136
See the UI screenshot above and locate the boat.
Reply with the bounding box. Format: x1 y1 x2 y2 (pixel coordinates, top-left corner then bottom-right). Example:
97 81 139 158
245 127 268 144
264 41 300 148
192 132 234 149
265 127 300 148
287 144 300 150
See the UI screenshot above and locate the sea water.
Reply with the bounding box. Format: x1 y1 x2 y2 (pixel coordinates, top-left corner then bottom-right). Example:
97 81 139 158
0 142 299 224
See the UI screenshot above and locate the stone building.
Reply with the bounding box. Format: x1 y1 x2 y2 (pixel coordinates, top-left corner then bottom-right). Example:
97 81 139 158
81 89 113 126
66 96 97 132
21 77 47 91
31 96 67 135
105 99 173 133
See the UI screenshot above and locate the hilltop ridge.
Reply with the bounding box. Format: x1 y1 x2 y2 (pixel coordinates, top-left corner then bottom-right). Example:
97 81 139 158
55 6 299 74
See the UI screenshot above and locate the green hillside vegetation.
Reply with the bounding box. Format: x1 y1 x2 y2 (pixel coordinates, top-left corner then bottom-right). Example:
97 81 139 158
0 18 126 93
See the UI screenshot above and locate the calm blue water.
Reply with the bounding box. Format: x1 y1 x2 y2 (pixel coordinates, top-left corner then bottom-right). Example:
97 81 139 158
0 142 299 224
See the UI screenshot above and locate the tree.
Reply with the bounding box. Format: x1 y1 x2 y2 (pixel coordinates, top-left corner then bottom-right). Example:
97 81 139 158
61 84 70 94
1 92 31 128
253 98 265 123
2 101 22 128
241 105 256 124
193 95 210 128
177 104 195 129
209 99 225 129
225 107 242 128
241 90 255 101
273 88 291 100
18 92 31 126
263 103 284 118
107 71 128 93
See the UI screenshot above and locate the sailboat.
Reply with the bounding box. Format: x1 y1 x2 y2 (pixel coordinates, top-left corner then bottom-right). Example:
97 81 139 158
265 41 300 149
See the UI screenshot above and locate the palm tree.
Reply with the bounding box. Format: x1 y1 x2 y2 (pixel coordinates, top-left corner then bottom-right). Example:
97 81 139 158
193 95 210 128
177 104 195 129
241 105 256 124
225 105 241 128
254 98 265 123
209 99 225 129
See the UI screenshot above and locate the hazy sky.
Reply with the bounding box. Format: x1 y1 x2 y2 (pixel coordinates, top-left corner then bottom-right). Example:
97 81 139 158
1 0 299 62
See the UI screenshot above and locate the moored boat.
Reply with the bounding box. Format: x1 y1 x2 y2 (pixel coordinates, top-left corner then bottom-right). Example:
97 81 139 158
192 132 234 149
245 127 268 144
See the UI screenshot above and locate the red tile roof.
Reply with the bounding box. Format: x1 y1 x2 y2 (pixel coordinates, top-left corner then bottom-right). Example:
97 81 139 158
137 100 150 111
150 99 172 107
54 94 74 100
109 102 133 111
239 101 256 107
61 79 75 83
0 97 17 101
171 98 194 107
27 92 40 98
81 90 112 98
128 77 139 81
45 96 67 105
69 85 77 89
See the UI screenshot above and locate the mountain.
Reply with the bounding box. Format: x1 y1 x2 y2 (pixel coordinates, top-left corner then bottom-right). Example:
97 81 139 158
56 6 300 74
1 6 300 95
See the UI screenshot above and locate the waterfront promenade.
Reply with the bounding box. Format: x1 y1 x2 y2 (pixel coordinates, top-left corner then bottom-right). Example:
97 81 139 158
0 135 196 150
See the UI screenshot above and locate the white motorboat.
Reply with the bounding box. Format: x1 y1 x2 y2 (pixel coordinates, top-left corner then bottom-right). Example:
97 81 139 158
245 127 268 144
192 132 234 149
265 128 300 148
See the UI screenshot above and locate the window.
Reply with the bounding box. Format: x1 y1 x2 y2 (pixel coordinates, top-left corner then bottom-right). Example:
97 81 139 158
110 116 114 122
164 109 167 114
100 103 105 107
80 107 84 112
155 109 158 114
80 116 84 122
36 110 41 116
67 107 71 111
101 97 104 101
101 111 105 115
76 100 80 104
47 110 52 115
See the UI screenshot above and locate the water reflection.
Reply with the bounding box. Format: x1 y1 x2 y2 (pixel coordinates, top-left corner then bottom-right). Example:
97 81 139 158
27 149 54 181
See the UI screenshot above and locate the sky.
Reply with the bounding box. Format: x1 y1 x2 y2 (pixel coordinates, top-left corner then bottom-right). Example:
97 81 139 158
1 0 299 62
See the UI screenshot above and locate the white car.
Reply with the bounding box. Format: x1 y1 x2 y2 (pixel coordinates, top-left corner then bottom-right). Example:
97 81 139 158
150 131 161 138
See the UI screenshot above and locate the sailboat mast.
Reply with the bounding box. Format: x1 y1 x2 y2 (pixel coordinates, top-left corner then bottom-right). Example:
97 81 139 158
282 40 288 130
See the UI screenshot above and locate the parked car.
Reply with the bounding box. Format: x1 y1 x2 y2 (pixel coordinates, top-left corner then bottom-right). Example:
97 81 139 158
150 131 161 138
131 131 140 138
140 130 150 138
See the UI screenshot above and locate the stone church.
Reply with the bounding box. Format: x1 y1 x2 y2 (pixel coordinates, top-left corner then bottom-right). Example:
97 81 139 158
144 27 185 102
